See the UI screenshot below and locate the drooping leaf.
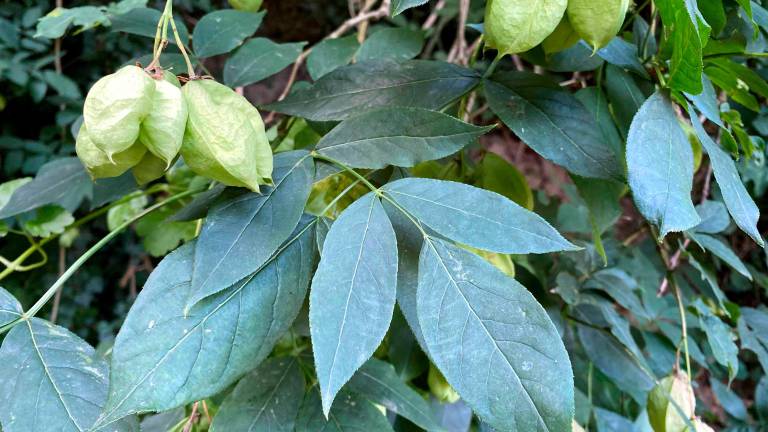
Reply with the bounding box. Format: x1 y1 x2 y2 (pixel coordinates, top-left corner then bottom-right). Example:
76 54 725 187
692 299 739 383
295 389 394 432
20 205 74 237
264 60 480 121
417 238 574 431
738 308 768 374
310 193 398 415
210 357 305 432
685 75 723 127
578 325 654 403
307 35 360 80
315 107 491 169
597 37 649 78
604 64 648 138
97 218 316 425
485 71 622 180
626 91 699 238
224 38 306 87
574 87 624 161
710 378 748 421
192 10 264 58
383 177 578 254
357 27 424 62
689 233 751 279
190 151 313 306
387 308 428 382
0 158 91 218
347 359 443 431
687 105 763 246
0 318 135 432
35 6 109 39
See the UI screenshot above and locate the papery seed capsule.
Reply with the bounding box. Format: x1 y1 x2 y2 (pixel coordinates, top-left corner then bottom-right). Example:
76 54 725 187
567 0 630 50
82 65 155 160
139 74 187 168
647 372 696 432
180 79 272 191
228 0 263 12
132 152 170 185
76 125 146 179
484 0 567 55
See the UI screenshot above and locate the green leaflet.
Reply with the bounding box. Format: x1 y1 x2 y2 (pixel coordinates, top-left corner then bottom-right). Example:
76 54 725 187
417 238 574 431
309 193 398 415
347 359 444 431
0 287 21 327
356 27 424 63
484 0 567 55
192 10 264 58
181 79 273 191
223 38 306 87
689 232 751 279
306 35 360 80
295 389 394 432
687 104 763 246
0 157 91 219
692 299 739 383
626 91 699 238
138 77 187 168
604 64 648 138
738 308 768 375
574 86 624 162
316 107 492 169
485 71 623 180
76 125 147 179
567 0 630 50
0 318 138 432
655 0 707 94
189 151 313 307
210 357 305 432
82 65 155 158
264 60 480 121
383 177 578 254
97 218 316 426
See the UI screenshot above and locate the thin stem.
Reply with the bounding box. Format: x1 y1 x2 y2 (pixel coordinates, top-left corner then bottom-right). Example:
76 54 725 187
0 188 201 335
671 276 692 380
168 11 196 78
482 55 502 79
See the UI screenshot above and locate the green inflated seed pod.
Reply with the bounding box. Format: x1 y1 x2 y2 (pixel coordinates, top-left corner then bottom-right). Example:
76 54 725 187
138 76 188 168
647 372 696 432
484 0 567 55
567 0 630 50
180 79 273 191
132 152 170 185
542 15 581 54
82 65 155 159
76 125 147 179
228 0 263 12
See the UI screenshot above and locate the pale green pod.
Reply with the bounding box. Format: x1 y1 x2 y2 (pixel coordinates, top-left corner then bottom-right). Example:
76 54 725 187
132 152 170 185
567 0 630 50
484 0 567 55
180 79 273 191
228 0 263 12
647 373 696 432
542 15 581 54
83 65 155 159
138 77 188 168
76 125 146 179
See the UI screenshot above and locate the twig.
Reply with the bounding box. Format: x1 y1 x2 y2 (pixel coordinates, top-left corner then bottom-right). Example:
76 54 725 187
421 0 446 30
447 0 469 64
49 246 66 323
182 402 199 432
